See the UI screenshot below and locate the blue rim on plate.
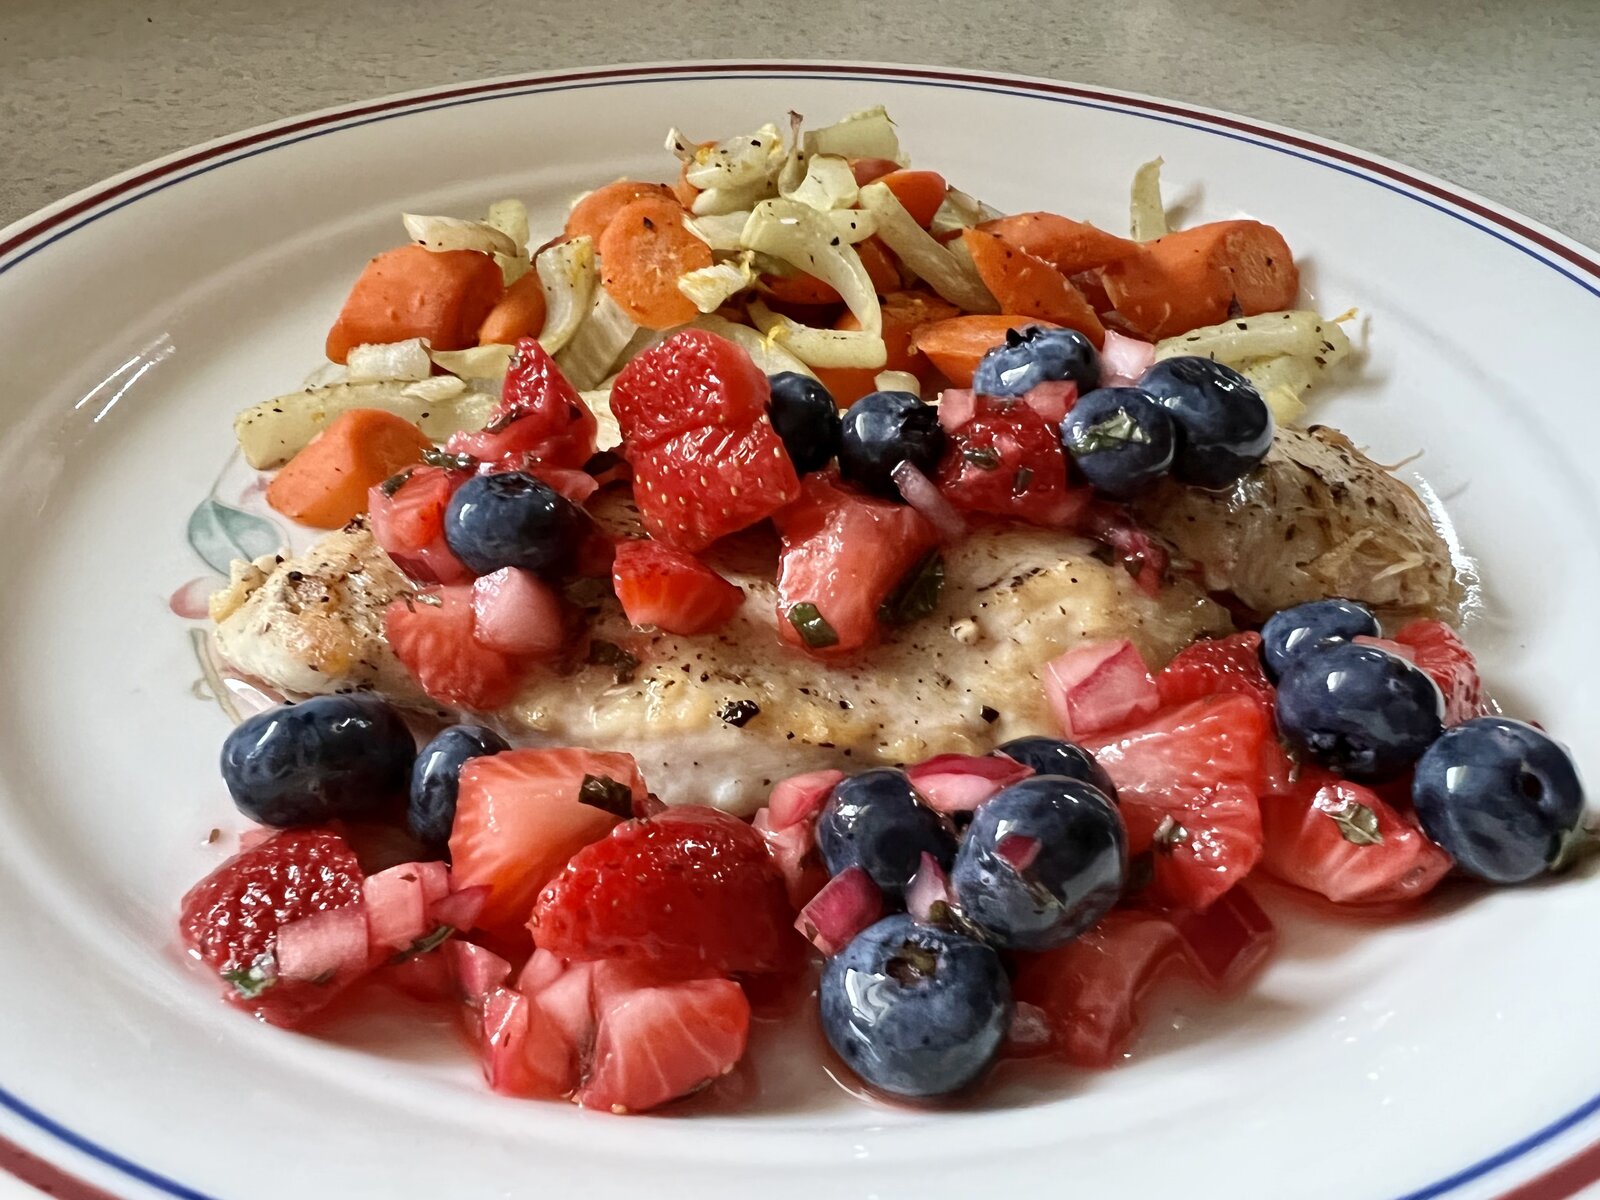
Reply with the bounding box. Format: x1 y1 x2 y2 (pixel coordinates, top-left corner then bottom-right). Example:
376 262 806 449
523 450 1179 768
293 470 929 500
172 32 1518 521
0 60 1596 1200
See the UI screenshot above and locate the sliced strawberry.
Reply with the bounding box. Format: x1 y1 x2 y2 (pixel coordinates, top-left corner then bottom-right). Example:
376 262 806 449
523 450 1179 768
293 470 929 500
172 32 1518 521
774 474 940 657
1082 694 1270 800
478 985 577 1098
1169 885 1276 992
1260 772 1453 905
449 338 597 469
531 806 797 975
612 539 745 634
367 465 472 584
630 419 801 551
449 748 644 938
936 395 1090 527
578 976 751 1113
179 828 365 1027
1393 619 1487 725
1123 782 1264 912
610 329 770 450
470 567 566 658
1012 910 1186 1068
1156 632 1276 710
384 585 527 710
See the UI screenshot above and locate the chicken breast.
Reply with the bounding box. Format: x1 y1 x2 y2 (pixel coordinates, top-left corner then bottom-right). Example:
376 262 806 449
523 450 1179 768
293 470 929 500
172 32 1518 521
210 520 427 705
1132 425 1463 621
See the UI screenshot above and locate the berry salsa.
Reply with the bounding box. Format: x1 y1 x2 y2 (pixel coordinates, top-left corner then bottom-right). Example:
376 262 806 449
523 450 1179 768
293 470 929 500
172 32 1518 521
183 108 1588 1115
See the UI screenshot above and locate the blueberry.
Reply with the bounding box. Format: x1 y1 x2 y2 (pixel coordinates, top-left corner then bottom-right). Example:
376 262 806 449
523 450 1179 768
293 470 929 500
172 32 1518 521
221 695 415 827
1413 718 1586 883
1059 386 1177 498
820 914 1012 1097
1138 356 1274 488
443 470 582 576
838 391 944 498
1259 598 1380 682
817 769 956 900
768 372 841 474
993 736 1118 803
1275 642 1444 780
408 724 510 850
952 776 1125 950
972 325 1099 396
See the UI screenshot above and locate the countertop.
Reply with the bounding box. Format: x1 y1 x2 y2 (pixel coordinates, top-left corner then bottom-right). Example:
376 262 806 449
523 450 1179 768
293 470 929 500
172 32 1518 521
1 0 1598 248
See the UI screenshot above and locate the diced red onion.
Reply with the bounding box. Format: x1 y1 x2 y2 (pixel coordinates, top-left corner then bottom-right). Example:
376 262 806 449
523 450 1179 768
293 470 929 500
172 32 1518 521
891 460 967 542
1169 886 1277 993
527 465 600 505
1043 639 1160 739
516 947 568 995
1020 381 1078 424
996 834 1042 872
905 852 954 922
795 866 885 956
429 884 489 931
1099 330 1156 387
937 387 977 432
410 860 452 906
447 939 512 1003
907 753 1033 814
471 568 564 658
362 864 431 952
754 806 829 909
767 769 846 830
276 906 370 983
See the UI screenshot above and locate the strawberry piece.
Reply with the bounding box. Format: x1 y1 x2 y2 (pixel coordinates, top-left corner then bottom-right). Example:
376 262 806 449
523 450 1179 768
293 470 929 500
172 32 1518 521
774 474 940 657
630 419 801 551
1260 772 1453 905
1042 639 1160 739
470 567 566 658
449 338 597 469
179 829 365 1027
1012 910 1186 1068
579 976 751 1113
1393 619 1487 725
448 748 642 939
1082 694 1270 800
384 584 527 710
367 465 472 584
610 329 770 450
1169 885 1277 992
1156 632 1276 710
612 539 745 634
1123 782 1264 912
479 985 577 1097
531 806 797 975
936 395 1089 527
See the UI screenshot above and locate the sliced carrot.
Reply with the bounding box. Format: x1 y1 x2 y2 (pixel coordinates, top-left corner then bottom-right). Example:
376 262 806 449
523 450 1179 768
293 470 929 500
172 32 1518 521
878 170 947 228
325 245 504 364
849 157 901 187
816 290 962 404
761 236 902 306
478 270 548 345
978 212 1141 275
1100 220 1299 339
672 161 699 209
564 179 675 245
267 408 433 529
910 315 1063 388
961 229 1106 347
598 195 712 329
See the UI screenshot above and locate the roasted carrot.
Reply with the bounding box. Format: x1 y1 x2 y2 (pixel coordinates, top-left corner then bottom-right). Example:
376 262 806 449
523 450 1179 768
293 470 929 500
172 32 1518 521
478 269 548 345
1099 220 1298 339
672 161 699 209
910 314 1062 388
878 170 947 229
761 237 902 306
267 408 433 529
978 212 1141 275
564 179 676 245
325 245 504 364
815 290 962 403
598 195 712 329
960 229 1106 346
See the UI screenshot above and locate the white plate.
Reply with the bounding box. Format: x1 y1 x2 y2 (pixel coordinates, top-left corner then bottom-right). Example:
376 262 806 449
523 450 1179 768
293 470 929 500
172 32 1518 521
1 62 1597 1200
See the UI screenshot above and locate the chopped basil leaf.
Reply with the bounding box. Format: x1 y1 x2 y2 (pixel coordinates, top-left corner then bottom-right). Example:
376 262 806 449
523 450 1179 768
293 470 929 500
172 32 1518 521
1064 409 1151 457
1011 466 1034 495
1325 799 1383 845
421 446 480 471
578 773 634 818
389 924 456 965
221 958 276 999
787 603 840 649
878 552 945 626
1153 813 1189 850
588 639 640 684
717 699 761 728
962 446 1002 470
378 468 415 498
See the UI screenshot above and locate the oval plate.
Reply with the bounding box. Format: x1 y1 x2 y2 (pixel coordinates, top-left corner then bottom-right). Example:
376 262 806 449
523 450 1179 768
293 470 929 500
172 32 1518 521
0 62 1597 1200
